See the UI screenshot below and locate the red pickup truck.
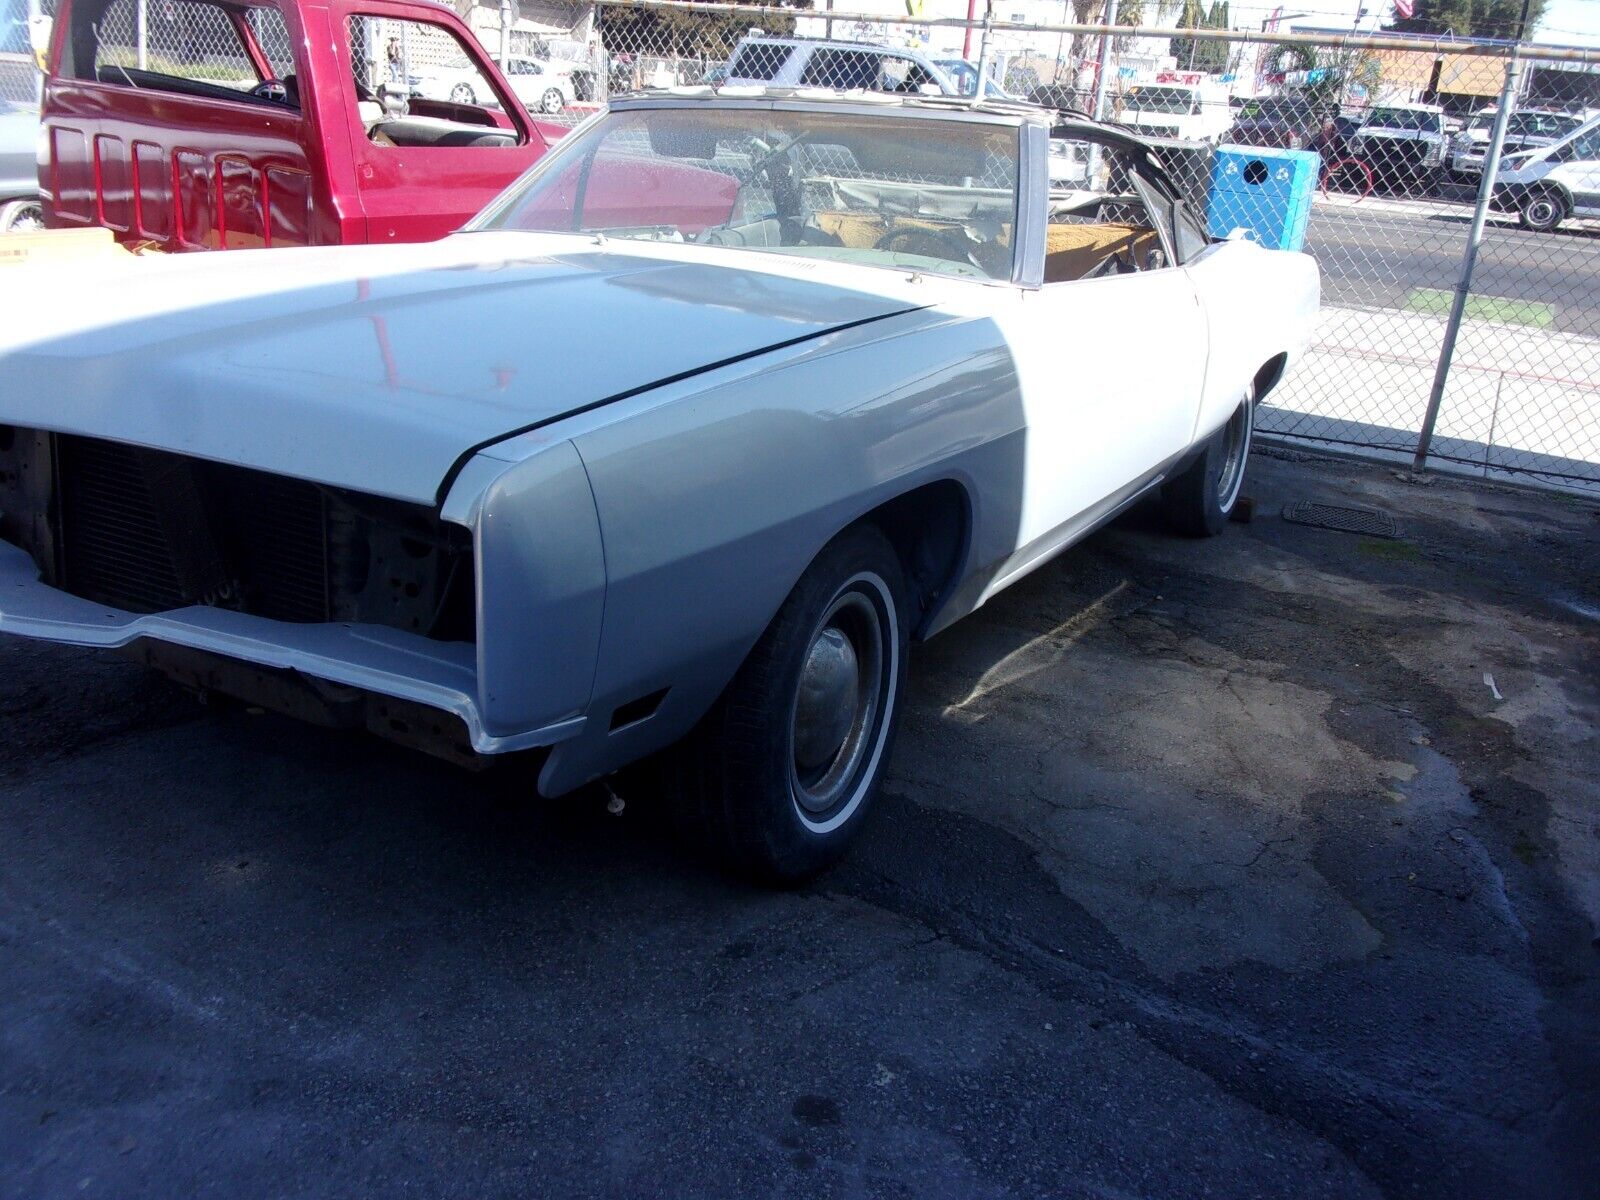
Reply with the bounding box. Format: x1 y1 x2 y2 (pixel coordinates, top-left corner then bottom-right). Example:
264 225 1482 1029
40 0 562 249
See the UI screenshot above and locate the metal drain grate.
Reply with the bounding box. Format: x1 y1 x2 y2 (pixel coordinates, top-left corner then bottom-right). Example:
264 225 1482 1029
1281 502 1402 539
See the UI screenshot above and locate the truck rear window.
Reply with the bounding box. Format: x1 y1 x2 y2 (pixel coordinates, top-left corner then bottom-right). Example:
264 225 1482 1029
729 42 792 81
80 0 270 98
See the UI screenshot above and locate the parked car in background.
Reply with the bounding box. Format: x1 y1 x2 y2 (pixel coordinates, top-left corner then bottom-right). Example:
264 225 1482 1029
0 96 40 232
1114 82 1231 143
1030 84 1091 115
1448 107 1585 180
1493 115 1600 231
726 35 959 94
38 0 557 250
933 57 1016 100
501 55 576 114
1351 103 1447 187
1225 95 1325 150
0 92 1318 881
413 52 574 114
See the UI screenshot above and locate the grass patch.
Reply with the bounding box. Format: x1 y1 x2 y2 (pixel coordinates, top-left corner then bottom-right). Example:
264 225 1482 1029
1405 287 1556 330
1355 537 1421 561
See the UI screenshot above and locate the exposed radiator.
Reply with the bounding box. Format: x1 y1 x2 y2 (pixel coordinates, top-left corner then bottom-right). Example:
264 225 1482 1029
8 432 476 642
57 435 332 621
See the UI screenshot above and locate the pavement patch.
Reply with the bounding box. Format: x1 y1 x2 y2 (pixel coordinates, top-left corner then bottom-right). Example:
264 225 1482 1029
1404 287 1557 329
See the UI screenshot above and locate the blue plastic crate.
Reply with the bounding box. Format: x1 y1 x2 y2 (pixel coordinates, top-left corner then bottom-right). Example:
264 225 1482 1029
1207 146 1320 252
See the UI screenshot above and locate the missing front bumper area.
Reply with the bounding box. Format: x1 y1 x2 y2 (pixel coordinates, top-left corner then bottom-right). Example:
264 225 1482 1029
124 639 503 770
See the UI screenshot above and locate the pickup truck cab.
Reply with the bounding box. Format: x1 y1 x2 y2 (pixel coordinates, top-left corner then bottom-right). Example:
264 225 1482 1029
40 0 556 249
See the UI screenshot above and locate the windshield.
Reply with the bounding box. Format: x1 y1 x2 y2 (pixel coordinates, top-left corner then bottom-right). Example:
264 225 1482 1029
1366 108 1440 132
475 106 1021 282
1509 112 1581 138
1124 86 1197 116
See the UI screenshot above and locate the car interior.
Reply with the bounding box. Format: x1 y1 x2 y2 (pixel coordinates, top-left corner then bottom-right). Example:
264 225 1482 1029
1042 143 1168 281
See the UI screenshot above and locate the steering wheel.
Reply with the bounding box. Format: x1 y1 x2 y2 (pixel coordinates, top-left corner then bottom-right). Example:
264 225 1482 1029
249 78 289 104
873 225 984 271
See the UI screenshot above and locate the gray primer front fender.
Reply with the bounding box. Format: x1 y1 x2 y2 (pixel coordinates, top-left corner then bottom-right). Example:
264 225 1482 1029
530 311 1027 796
445 441 607 743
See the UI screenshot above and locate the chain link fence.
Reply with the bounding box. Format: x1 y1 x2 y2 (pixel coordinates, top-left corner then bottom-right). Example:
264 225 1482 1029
5 0 1598 494
566 1 1598 496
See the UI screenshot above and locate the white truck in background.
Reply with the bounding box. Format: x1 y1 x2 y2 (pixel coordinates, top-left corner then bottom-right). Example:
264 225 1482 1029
1114 81 1232 144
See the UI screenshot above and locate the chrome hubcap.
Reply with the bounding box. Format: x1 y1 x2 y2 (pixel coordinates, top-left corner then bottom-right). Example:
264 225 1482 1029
794 628 861 772
1216 399 1253 512
789 588 886 819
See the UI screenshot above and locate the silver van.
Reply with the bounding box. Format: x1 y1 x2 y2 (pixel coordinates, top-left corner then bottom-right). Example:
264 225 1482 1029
1493 115 1600 232
725 36 960 96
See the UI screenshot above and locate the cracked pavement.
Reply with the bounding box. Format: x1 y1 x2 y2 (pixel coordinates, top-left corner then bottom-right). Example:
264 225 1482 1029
1 449 1596 1199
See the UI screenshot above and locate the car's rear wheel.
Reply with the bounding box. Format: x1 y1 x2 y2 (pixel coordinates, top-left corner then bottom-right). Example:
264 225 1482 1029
540 87 564 114
1162 387 1254 538
1519 188 1567 233
450 83 475 104
0 199 44 234
665 524 908 883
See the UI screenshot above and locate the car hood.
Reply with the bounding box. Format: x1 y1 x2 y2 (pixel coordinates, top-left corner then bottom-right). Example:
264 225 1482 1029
0 233 925 505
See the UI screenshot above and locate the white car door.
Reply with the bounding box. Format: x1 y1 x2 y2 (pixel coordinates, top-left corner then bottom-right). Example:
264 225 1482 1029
980 262 1206 594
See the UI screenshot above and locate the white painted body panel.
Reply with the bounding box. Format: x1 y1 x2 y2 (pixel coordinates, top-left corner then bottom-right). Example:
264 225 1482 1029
982 268 1206 592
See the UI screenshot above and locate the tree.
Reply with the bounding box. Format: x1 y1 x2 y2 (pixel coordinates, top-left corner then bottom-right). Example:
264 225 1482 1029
1171 0 1229 74
1385 0 1547 41
599 0 807 60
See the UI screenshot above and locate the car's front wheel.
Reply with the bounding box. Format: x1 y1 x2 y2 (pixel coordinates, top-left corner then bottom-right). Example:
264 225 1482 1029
1162 388 1254 537
666 524 909 883
1519 188 1567 233
540 87 564 114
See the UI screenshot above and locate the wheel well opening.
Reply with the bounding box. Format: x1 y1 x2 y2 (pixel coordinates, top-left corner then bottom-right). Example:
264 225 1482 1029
1254 353 1289 403
857 480 970 640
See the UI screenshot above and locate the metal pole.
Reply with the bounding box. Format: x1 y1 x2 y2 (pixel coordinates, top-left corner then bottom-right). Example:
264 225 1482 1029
1090 0 1117 121
977 0 993 93
500 0 513 70
1412 51 1522 470
963 0 977 59
137 0 148 71
825 0 833 42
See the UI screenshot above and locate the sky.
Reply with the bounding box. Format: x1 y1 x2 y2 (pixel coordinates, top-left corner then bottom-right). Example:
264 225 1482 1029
1535 0 1600 45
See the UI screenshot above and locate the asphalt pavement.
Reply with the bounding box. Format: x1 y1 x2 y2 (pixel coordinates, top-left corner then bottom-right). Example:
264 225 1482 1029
2 450 1598 1199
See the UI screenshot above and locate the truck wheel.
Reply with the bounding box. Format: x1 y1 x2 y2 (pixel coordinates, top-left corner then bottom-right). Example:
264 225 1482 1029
450 83 475 104
1519 189 1567 233
540 88 564 114
1162 388 1254 538
0 199 43 234
665 524 909 883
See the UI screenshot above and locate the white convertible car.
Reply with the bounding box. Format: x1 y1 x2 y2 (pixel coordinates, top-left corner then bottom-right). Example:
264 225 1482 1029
0 91 1319 880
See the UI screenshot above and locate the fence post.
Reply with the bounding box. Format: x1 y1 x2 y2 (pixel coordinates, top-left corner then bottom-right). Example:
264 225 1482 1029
1412 52 1523 471
136 0 148 70
499 0 513 70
